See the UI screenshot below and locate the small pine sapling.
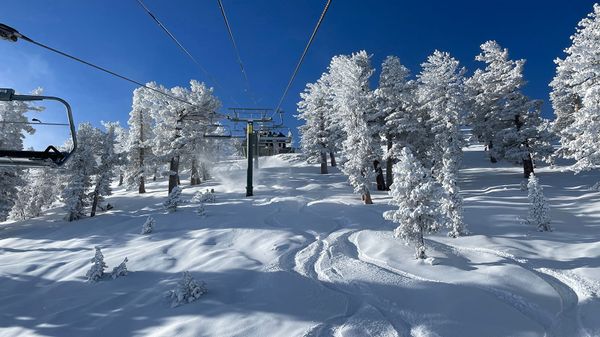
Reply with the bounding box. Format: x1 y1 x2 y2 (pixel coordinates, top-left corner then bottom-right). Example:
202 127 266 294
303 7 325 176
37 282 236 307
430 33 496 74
527 174 552 232
86 246 108 282
168 271 207 307
163 185 182 212
111 257 128 279
196 203 206 216
383 148 446 259
192 189 215 203
141 216 155 234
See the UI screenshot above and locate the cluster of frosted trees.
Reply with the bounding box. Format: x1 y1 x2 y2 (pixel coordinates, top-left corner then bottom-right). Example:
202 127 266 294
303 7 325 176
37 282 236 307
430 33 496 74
1 79 223 222
298 42 553 255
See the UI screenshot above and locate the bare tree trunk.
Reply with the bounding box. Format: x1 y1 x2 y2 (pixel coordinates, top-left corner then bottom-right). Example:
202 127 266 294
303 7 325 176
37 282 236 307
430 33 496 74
139 175 146 194
118 173 124 186
330 152 337 167
168 156 180 194
90 190 99 217
488 141 497 163
320 152 328 174
523 153 534 178
385 137 393 189
415 230 426 259
363 190 373 204
191 158 201 185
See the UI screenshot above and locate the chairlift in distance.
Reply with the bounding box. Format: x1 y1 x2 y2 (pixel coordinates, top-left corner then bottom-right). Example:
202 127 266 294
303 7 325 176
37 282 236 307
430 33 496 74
0 88 77 167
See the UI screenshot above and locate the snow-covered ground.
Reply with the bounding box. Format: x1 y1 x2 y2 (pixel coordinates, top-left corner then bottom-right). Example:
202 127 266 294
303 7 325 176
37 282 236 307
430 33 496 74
1 146 600 337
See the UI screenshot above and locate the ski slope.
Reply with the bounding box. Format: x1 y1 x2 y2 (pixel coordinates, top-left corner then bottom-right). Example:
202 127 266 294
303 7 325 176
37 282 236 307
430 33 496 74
1 146 600 337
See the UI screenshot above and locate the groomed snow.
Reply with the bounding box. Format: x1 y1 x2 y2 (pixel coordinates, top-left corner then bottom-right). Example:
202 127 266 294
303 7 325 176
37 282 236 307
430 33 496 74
1 147 600 337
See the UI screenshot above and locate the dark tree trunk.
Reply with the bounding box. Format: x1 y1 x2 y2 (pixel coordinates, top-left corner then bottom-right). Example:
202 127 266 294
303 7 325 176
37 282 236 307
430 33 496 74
168 156 180 194
488 141 498 163
523 153 534 178
191 159 201 185
118 174 124 186
363 190 373 204
139 176 146 194
330 152 337 167
320 152 328 174
90 190 99 217
385 138 393 189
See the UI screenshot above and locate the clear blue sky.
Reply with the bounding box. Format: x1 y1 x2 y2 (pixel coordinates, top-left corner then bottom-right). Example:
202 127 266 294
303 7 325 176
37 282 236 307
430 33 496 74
1 0 597 142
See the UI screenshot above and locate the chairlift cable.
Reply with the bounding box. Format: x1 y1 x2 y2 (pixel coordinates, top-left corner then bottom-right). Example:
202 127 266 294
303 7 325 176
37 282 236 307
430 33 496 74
273 0 332 117
135 0 241 107
216 0 257 105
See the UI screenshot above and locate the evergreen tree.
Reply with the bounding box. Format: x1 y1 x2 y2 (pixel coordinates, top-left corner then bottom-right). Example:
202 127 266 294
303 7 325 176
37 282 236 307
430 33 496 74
163 185 182 212
467 41 553 177
527 174 551 232
551 4 600 172
86 246 108 282
62 123 101 222
111 257 128 279
375 56 416 188
169 271 207 307
9 168 60 220
417 50 467 237
329 51 377 204
141 216 154 234
383 148 446 259
90 122 123 217
125 86 155 194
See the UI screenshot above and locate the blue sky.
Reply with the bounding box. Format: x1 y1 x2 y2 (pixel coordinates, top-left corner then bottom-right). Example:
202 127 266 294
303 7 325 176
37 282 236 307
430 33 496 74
1 0 597 143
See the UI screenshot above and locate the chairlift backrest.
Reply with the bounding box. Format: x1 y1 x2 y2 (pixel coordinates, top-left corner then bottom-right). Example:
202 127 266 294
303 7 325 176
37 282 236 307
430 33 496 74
0 88 77 167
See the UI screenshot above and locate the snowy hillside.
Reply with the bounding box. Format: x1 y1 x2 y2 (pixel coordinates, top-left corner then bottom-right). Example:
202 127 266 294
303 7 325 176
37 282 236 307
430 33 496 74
1 147 600 337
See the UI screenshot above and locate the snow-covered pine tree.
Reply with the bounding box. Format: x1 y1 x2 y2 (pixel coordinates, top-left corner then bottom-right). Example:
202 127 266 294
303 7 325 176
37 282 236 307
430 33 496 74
112 123 129 186
298 76 332 174
141 216 154 234
467 41 553 177
86 246 108 282
551 4 600 172
375 56 416 188
527 174 551 232
111 257 128 279
9 168 60 220
90 122 123 217
62 123 101 222
0 88 44 221
125 86 155 194
329 51 377 204
163 185 182 212
168 271 207 307
417 50 467 237
383 147 446 259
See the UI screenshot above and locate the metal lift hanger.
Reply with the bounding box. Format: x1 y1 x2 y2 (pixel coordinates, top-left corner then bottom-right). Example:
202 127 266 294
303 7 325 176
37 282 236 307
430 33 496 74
0 88 77 167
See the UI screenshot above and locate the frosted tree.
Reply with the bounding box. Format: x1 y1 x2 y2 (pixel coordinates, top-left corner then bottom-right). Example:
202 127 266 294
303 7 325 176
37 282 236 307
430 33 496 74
0 88 43 221
113 124 129 186
149 81 221 194
141 216 154 234
383 148 446 259
90 122 123 217
527 174 551 232
329 51 377 204
111 257 128 279
163 185 182 212
125 86 155 194
62 123 101 222
551 4 600 172
86 246 108 282
168 271 207 307
417 50 467 237
9 168 60 220
467 41 553 177
375 56 416 188
298 76 332 174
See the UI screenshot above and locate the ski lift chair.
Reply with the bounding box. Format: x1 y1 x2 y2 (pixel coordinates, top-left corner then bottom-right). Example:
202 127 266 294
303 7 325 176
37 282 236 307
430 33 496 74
0 88 77 167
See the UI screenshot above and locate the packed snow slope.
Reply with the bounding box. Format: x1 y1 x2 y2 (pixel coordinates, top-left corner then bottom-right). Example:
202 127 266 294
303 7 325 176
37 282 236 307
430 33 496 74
1 146 600 337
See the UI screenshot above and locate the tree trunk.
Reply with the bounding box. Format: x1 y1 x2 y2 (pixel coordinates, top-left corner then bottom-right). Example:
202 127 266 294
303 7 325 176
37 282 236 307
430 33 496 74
523 153 534 178
415 232 426 259
363 190 373 204
385 138 393 189
330 152 337 167
488 141 497 163
118 173 124 186
90 190 99 217
320 152 328 174
139 175 146 194
138 111 146 193
168 156 180 194
191 159 201 185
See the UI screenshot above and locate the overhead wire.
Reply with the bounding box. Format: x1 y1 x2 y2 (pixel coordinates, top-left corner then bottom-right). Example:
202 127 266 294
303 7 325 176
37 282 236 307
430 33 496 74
12 32 200 107
216 0 257 105
135 0 241 107
273 0 332 117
